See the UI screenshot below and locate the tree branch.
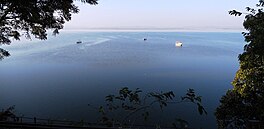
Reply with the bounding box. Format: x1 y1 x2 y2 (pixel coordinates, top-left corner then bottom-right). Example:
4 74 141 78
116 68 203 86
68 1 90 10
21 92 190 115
0 4 15 23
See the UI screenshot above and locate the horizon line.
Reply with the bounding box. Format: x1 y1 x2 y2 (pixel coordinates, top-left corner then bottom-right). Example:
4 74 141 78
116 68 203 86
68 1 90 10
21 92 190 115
62 27 245 32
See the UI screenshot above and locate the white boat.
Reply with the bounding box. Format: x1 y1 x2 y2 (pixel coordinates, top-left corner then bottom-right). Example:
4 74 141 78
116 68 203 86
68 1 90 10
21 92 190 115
175 41 183 47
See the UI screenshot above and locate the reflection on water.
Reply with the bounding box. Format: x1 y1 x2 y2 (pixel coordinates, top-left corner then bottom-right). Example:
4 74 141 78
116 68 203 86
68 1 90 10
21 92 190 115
0 32 244 129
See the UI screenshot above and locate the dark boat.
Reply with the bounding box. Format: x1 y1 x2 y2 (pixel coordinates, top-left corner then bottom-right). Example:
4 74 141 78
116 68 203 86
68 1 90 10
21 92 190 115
76 40 82 44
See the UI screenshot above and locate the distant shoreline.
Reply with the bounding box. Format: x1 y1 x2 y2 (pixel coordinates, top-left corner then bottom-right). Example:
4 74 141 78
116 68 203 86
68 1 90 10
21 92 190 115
62 28 245 33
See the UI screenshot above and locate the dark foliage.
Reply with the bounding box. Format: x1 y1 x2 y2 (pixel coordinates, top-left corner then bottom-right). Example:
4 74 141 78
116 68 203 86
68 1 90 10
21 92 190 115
93 87 206 128
216 0 264 128
0 47 10 60
0 0 98 59
0 106 16 121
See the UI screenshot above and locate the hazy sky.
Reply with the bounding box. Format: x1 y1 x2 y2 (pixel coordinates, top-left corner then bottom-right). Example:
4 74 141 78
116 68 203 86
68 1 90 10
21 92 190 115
64 0 257 31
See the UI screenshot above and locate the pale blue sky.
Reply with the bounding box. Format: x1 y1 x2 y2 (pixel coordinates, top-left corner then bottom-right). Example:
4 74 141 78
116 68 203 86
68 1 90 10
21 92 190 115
64 0 257 31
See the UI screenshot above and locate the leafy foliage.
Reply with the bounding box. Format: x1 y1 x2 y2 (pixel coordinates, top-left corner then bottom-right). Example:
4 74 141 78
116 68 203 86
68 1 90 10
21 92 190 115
182 89 207 115
93 87 206 128
216 0 264 128
0 47 10 60
215 91 248 129
0 106 16 121
0 0 98 59
172 118 189 129
228 10 242 16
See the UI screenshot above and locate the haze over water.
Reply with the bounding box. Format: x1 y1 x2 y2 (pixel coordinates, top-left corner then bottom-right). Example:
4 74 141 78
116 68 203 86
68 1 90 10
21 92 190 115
0 31 244 128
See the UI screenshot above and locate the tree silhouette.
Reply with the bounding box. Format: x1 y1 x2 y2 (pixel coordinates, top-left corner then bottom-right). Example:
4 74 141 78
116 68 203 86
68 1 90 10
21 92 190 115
0 0 98 59
215 0 264 128
94 87 206 128
0 106 16 121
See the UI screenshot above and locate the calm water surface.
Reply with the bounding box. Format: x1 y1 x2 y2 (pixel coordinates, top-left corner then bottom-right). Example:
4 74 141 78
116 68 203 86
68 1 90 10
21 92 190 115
0 32 244 128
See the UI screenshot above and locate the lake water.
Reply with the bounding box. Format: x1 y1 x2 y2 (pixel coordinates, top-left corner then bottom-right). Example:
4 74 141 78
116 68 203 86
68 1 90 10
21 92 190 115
0 31 244 128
